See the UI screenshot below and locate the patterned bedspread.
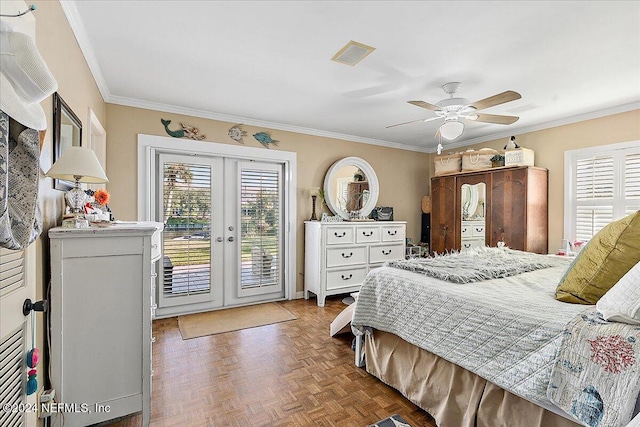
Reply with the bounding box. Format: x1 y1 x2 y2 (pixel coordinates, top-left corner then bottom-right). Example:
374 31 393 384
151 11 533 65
351 261 640 426
352 261 586 406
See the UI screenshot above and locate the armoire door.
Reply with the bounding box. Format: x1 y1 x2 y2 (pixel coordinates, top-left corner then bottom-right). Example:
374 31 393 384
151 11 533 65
490 168 528 251
430 175 457 254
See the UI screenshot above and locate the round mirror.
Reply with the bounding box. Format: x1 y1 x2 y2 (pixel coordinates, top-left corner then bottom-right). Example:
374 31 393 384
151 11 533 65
323 157 379 220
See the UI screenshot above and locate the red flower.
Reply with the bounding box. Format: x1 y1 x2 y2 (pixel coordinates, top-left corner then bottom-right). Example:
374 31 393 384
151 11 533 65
94 189 110 206
589 335 635 373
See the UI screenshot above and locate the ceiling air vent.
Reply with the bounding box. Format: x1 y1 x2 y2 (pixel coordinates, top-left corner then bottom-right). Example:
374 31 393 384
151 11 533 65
331 40 375 66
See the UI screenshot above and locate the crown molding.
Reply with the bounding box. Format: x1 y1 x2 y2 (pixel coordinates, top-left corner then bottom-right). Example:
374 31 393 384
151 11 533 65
59 0 111 102
432 101 640 153
107 95 431 153
59 1 638 156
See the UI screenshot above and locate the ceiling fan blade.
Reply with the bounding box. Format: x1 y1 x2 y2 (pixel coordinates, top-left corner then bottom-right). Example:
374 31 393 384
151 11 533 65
469 90 521 110
471 113 519 125
386 118 430 128
408 100 441 111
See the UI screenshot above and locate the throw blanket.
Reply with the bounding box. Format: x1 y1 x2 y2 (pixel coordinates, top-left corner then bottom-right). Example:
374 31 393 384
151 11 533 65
548 308 640 427
388 247 567 283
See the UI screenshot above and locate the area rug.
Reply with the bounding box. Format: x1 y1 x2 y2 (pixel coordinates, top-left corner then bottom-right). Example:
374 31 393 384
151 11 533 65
178 303 296 339
366 414 412 427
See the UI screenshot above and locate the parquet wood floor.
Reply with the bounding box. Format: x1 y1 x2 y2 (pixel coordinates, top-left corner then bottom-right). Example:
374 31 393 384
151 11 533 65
105 297 436 427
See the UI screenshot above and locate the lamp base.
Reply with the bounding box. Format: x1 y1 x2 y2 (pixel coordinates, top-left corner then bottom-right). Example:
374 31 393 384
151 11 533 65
62 216 89 229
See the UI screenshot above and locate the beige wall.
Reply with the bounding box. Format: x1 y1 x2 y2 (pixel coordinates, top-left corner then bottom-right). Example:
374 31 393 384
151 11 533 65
31 0 107 398
105 104 430 292
428 109 640 252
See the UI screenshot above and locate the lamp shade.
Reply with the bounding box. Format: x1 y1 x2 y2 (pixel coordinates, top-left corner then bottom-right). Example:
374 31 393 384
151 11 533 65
439 121 464 140
46 146 108 183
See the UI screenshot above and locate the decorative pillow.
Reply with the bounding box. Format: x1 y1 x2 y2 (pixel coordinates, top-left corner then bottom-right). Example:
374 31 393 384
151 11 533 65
556 210 640 304
596 261 640 324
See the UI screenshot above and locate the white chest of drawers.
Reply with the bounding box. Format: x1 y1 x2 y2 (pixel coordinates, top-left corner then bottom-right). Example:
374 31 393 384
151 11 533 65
304 221 406 306
49 222 163 427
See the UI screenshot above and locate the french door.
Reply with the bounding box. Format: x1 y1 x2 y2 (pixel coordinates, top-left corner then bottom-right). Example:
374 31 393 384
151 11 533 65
157 154 285 314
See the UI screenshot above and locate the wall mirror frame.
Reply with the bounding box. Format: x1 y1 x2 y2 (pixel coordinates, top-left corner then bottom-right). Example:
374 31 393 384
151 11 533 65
53 92 82 191
323 156 379 220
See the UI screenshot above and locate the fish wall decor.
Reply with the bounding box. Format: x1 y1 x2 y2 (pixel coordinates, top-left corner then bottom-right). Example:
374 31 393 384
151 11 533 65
161 118 206 140
228 124 248 144
253 131 279 149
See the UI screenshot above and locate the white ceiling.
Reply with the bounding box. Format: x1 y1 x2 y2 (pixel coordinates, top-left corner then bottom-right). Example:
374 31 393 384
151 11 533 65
64 1 640 153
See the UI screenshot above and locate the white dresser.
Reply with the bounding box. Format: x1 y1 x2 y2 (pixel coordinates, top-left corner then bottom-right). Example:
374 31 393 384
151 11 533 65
304 221 406 306
461 219 486 249
49 222 163 427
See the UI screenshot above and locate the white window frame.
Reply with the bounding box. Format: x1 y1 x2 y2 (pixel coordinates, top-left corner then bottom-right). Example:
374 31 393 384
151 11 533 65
564 139 640 242
137 134 297 301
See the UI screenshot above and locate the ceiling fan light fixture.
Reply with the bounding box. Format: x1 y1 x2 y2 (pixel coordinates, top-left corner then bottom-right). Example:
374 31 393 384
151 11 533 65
439 120 464 140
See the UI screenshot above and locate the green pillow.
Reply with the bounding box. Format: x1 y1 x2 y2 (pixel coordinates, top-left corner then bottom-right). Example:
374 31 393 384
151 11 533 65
556 210 640 304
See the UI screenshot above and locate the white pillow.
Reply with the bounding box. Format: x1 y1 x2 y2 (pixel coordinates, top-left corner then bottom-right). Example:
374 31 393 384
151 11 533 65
596 260 640 324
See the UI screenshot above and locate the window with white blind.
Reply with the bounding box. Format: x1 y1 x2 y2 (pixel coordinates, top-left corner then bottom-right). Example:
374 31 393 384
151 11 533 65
565 141 640 242
240 167 281 289
162 161 212 298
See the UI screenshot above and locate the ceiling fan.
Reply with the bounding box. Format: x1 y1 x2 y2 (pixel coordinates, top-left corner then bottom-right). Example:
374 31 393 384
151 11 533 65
387 82 521 141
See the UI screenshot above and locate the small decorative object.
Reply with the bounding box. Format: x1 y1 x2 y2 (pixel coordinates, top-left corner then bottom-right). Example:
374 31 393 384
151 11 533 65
309 187 320 221
228 124 247 144
84 188 111 222
160 118 206 140
505 147 535 167
504 135 519 149
93 188 110 206
321 213 343 222
353 169 365 181
253 131 279 149
490 154 505 167
421 195 431 214
370 206 393 221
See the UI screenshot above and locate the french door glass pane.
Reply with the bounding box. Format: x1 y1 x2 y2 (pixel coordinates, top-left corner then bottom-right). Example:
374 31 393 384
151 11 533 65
162 162 211 297
240 168 280 289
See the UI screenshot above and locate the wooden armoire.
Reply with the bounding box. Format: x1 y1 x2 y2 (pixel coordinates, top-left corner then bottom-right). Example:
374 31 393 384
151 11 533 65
430 166 548 254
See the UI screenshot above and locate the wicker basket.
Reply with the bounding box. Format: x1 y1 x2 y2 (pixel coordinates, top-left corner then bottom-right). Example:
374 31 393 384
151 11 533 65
462 149 498 172
434 153 462 176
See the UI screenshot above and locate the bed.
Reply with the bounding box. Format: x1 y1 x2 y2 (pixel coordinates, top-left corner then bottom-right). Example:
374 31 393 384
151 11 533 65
351 247 640 427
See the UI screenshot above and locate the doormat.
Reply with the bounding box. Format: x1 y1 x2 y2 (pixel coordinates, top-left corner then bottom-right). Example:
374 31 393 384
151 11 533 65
367 414 412 427
178 303 296 339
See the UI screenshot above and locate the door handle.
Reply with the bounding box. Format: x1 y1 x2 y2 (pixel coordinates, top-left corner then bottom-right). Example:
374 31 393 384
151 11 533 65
216 237 223 242
23 299 48 316
228 236 235 242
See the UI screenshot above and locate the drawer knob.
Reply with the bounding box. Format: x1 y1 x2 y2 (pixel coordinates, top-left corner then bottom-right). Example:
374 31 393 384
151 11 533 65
387 230 397 236
334 231 346 237
464 243 471 248
362 231 373 237
341 252 353 258
341 274 353 280
462 228 468 232
152 244 158 249
475 228 483 232
382 249 392 255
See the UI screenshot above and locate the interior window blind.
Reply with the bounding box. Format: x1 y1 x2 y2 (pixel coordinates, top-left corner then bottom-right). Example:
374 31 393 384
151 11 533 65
162 162 211 297
570 145 640 242
240 168 280 288
0 249 25 296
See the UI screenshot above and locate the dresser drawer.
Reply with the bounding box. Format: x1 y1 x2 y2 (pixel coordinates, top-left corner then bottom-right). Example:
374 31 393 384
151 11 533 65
461 225 473 238
326 246 367 267
462 238 485 250
355 226 380 243
471 224 485 237
381 226 405 242
369 244 404 263
326 267 367 290
326 227 354 245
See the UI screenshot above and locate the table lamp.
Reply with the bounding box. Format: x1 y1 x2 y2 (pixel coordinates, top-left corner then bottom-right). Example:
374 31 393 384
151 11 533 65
46 146 108 228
